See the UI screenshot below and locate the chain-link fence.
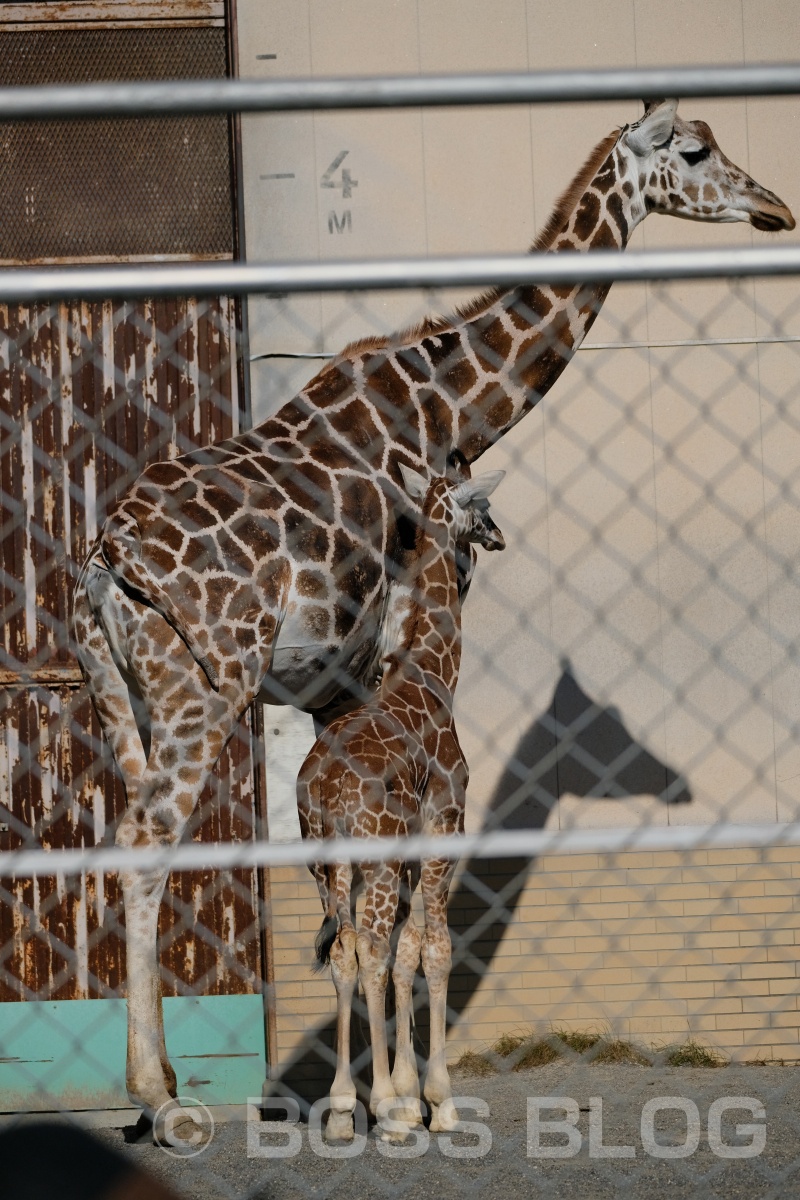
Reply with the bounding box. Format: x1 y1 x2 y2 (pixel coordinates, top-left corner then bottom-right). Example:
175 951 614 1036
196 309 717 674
3 65 800 1199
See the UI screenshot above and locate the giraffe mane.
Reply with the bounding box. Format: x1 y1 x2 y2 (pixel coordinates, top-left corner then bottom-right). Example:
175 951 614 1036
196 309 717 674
531 129 620 252
334 128 622 363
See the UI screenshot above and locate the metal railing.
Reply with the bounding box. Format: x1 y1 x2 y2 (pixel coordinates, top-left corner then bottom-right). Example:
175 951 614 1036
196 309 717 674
2 62 800 1197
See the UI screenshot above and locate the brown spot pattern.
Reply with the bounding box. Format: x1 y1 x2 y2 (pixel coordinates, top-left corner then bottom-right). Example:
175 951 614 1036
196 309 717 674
590 221 617 249
298 569 328 598
470 317 513 370
574 191 601 240
441 354 478 395
606 192 629 241
593 156 617 193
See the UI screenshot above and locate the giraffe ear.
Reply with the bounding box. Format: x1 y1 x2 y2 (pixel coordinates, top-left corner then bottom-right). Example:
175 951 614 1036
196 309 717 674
398 463 429 501
626 98 678 157
454 470 506 506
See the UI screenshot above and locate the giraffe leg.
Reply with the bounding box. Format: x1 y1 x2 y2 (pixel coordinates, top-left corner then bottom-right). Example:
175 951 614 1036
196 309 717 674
356 862 411 1142
326 923 359 1141
116 691 237 1145
323 861 360 1142
299 763 361 1140
421 857 459 1134
390 883 423 1126
117 854 175 1114
80 577 250 1137
74 570 179 1093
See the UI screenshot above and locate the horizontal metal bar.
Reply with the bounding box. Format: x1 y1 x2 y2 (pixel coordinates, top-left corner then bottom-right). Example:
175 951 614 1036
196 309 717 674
0 246 799 303
2 822 799 878
0 64 800 121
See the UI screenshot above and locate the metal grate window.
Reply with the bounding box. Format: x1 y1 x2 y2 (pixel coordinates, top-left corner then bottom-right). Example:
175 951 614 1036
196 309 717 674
0 26 234 262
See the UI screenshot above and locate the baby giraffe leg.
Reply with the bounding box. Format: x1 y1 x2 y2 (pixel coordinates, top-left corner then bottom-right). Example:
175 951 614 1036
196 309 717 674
390 911 423 1125
356 863 408 1141
356 928 395 1125
326 924 359 1142
421 858 458 1133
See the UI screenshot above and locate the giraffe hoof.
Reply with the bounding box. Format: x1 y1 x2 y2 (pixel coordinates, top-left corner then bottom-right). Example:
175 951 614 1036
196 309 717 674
428 1099 459 1133
392 1101 423 1127
325 1109 355 1143
377 1121 413 1144
152 1100 214 1151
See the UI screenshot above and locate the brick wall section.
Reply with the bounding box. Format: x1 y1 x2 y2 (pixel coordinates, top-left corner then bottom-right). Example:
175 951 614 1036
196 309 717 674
267 846 800 1081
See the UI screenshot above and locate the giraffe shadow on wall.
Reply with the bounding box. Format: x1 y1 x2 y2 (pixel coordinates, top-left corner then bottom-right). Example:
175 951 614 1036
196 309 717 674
445 656 691 1026
271 657 691 1110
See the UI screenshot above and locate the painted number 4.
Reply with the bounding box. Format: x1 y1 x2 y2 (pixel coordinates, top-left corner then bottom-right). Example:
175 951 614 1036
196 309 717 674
322 150 357 233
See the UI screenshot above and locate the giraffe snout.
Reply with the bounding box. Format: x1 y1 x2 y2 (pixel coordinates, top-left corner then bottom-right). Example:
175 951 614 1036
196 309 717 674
747 185 795 232
484 527 506 551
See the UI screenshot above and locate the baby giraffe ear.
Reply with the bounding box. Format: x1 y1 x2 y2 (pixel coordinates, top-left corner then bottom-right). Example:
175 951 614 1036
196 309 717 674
398 463 429 501
626 98 678 157
455 469 506 506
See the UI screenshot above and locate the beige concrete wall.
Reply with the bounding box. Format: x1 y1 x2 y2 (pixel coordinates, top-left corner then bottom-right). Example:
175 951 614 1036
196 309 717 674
235 1 800 1065
270 847 800 1074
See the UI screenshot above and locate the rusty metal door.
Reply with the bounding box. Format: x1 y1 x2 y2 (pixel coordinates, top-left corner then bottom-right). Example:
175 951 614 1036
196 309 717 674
0 6 271 1106
0 298 265 1005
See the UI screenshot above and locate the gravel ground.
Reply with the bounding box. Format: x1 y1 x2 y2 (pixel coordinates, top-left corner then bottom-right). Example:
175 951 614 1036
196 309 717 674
86 1062 800 1200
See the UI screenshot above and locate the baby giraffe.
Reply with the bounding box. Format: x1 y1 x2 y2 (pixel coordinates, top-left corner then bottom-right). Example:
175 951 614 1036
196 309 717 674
297 465 505 1143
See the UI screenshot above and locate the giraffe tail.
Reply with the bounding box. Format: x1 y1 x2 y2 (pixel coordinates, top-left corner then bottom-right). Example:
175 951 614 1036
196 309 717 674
100 511 220 691
312 914 339 972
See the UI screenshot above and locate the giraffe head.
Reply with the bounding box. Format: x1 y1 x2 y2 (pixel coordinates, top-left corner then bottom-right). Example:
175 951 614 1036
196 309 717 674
399 465 507 553
621 99 795 231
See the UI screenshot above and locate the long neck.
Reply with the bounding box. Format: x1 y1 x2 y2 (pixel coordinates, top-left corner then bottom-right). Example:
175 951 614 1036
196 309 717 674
394 133 642 465
388 512 462 696
456 133 642 461
282 133 643 480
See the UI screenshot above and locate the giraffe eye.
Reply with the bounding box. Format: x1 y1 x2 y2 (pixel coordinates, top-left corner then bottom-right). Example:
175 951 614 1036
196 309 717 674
681 146 711 166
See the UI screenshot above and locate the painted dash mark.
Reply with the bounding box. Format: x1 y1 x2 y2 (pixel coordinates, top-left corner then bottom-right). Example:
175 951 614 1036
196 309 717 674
256 54 277 59
260 174 295 180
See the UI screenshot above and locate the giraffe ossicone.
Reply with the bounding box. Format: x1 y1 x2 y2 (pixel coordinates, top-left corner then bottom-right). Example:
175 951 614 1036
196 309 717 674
297 467 505 1143
71 99 794 1142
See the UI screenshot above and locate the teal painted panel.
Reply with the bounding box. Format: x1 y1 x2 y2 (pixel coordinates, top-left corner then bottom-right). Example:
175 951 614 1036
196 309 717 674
164 995 267 1108
0 995 266 1111
0 998 128 1111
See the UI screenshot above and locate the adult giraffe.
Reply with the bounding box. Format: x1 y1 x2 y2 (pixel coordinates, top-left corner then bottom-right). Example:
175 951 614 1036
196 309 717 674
73 98 794 1140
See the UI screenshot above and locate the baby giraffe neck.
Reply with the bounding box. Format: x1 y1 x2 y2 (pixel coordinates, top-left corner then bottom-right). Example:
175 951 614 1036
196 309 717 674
388 501 463 697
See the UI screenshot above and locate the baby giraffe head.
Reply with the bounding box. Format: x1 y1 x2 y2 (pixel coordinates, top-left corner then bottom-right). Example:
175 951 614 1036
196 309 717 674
621 98 795 231
399 464 507 552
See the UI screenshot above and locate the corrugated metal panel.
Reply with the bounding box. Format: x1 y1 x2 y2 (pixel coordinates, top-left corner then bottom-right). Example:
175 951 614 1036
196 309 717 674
0 297 263 1001
0 685 127 1000
1 299 241 664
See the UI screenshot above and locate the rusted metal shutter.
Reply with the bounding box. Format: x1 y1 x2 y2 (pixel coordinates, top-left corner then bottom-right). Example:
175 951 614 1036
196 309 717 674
0 298 264 1001
0 3 265 1006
